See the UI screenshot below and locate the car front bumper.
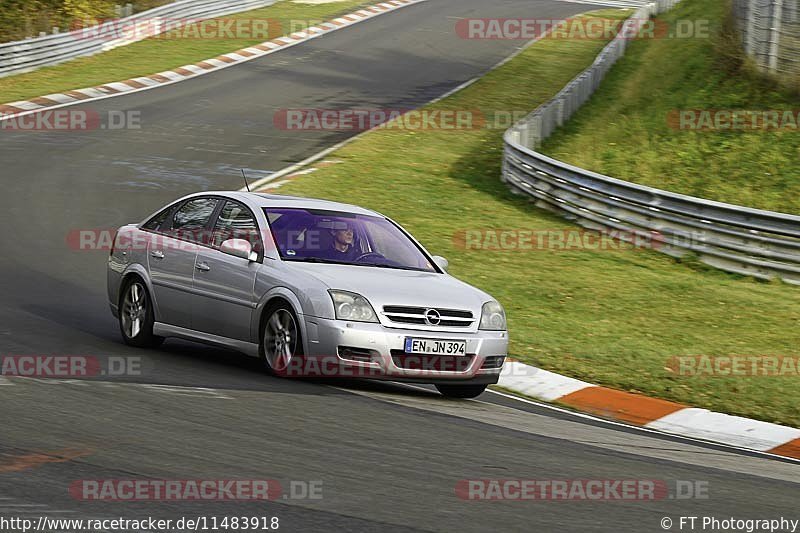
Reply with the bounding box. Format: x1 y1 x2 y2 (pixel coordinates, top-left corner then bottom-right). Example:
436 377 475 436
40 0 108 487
296 316 508 384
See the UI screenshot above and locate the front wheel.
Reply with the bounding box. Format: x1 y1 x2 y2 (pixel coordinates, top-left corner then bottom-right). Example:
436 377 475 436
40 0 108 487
119 278 163 348
260 302 303 377
435 384 487 399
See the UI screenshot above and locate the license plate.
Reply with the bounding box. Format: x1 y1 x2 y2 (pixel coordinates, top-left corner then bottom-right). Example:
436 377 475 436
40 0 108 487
404 338 466 356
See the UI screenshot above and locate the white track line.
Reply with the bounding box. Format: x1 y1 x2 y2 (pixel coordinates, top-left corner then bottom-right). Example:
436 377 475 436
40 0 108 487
485 388 800 463
0 504 48 507
382 382 800 464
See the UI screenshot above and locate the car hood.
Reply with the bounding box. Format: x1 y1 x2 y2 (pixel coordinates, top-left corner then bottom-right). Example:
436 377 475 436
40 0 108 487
289 262 493 313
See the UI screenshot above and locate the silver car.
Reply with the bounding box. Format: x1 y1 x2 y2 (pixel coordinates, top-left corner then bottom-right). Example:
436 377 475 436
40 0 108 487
108 191 508 398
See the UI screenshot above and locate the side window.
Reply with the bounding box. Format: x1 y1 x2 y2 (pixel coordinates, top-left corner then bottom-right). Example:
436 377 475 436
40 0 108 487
142 206 172 232
212 200 262 254
169 198 219 243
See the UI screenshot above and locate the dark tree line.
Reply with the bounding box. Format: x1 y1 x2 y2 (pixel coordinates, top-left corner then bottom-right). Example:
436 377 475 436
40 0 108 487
0 0 172 42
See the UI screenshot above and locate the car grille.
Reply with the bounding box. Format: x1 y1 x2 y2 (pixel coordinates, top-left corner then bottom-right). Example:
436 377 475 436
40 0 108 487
382 306 474 328
390 350 474 372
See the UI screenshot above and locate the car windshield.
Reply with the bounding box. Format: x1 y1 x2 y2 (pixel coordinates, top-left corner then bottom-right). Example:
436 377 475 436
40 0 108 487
264 207 437 272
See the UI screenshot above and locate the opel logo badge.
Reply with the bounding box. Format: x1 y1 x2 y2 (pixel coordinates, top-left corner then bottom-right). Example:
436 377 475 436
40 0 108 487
424 308 441 325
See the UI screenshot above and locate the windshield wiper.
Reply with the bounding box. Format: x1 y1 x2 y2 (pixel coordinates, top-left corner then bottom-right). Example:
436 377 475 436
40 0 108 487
352 262 427 272
282 257 349 265
284 256 429 272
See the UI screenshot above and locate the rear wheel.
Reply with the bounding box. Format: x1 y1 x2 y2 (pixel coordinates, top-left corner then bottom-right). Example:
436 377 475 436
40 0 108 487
435 384 487 399
260 302 303 377
119 278 163 348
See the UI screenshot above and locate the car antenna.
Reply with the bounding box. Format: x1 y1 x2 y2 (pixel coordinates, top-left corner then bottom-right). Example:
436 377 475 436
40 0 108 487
241 168 251 192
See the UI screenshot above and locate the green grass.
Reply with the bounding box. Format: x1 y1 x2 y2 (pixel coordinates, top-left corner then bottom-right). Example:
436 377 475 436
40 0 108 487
540 0 800 214
272 8 800 428
0 0 373 104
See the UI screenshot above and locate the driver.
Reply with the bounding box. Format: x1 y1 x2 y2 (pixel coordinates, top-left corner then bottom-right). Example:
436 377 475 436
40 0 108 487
328 220 360 261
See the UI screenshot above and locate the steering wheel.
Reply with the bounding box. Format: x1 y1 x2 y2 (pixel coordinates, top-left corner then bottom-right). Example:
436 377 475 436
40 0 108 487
354 252 387 263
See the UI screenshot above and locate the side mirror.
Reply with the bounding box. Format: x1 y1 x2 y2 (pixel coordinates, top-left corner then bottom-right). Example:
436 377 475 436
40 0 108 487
221 238 257 261
432 255 449 272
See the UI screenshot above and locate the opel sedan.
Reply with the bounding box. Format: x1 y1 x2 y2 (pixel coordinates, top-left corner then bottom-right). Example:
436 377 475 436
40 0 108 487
108 192 508 398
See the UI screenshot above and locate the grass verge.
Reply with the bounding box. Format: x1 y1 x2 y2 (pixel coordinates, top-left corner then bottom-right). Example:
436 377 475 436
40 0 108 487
272 7 800 428
540 0 800 214
0 0 374 104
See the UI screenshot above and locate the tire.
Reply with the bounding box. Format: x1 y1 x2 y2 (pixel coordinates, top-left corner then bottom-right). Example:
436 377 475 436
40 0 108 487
260 301 304 377
119 277 163 348
435 384 487 399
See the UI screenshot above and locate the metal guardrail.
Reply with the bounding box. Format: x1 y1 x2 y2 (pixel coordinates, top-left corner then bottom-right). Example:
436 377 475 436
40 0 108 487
502 1 800 285
0 0 276 78
733 0 799 77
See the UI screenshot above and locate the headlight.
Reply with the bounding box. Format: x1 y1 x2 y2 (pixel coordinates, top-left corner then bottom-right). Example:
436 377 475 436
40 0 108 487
329 290 378 323
479 301 506 330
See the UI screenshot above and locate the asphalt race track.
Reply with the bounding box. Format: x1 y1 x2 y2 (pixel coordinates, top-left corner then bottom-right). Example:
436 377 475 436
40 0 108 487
1 0 798 531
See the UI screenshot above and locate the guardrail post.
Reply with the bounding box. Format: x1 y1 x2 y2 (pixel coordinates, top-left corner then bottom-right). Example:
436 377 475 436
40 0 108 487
531 115 543 149
787 0 797 22
768 0 783 72
744 0 756 56
509 128 522 148
585 72 593 103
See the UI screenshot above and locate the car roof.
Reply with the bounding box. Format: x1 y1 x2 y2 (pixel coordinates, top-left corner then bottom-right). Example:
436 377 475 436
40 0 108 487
200 191 384 217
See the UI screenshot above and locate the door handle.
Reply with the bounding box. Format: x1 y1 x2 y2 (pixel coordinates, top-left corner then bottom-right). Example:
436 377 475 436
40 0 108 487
151 250 165 259
195 261 211 272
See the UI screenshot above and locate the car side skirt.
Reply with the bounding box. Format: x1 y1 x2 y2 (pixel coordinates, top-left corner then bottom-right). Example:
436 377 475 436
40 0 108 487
153 322 261 358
